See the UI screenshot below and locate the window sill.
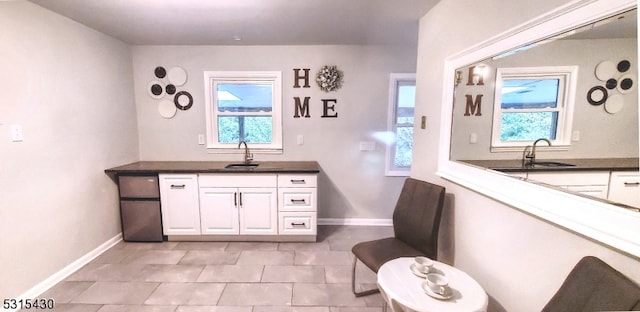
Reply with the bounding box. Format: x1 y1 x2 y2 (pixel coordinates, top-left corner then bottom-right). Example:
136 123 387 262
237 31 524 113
206 148 283 155
490 145 570 153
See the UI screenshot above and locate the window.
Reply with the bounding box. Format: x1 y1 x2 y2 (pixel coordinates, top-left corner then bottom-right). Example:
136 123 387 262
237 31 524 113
385 73 416 176
204 71 282 151
491 66 578 151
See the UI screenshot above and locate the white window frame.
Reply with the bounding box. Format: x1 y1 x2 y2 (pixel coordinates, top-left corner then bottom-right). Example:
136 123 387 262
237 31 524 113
204 71 282 153
491 66 578 152
385 73 416 176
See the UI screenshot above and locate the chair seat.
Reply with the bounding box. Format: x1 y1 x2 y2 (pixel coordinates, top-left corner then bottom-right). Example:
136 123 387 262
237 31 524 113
352 237 425 273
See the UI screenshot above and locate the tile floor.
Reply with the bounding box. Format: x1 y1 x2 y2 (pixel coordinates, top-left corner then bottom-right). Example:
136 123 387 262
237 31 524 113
39 225 394 312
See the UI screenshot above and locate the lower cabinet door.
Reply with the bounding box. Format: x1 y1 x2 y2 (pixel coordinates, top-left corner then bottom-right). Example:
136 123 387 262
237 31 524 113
159 174 201 235
200 188 239 235
239 188 278 235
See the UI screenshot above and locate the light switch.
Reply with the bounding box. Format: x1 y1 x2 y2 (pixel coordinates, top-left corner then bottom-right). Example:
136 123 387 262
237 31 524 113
359 141 376 151
469 133 477 144
572 130 580 141
297 135 304 145
10 124 23 142
198 134 205 145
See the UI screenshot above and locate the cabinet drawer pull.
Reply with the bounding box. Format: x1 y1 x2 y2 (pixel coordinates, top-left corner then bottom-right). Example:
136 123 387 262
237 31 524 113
170 184 186 189
290 199 306 204
290 179 306 184
291 222 306 227
624 182 640 186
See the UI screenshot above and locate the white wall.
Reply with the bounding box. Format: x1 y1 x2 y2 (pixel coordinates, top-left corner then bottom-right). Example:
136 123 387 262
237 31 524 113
414 1 640 311
0 2 138 298
131 45 416 219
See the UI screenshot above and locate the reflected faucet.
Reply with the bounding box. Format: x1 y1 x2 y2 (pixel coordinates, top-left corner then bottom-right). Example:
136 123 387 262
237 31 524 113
238 141 253 164
524 138 551 166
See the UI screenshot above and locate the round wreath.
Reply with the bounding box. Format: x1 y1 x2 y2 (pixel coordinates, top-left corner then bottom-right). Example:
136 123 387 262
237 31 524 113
316 65 344 92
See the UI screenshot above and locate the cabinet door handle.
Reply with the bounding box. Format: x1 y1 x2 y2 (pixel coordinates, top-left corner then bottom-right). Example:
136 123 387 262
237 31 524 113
624 182 640 186
170 184 186 189
290 179 306 184
234 192 238 207
239 192 243 207
291 222 306 227
291 199 306 204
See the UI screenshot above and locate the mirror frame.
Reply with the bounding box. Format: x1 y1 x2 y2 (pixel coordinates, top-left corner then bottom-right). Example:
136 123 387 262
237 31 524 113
437 0 640 257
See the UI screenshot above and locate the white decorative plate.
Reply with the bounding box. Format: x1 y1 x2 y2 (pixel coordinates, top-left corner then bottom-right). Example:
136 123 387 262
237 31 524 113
595 61 616 81
158 100 177 118
168 67 188 86
605 94 624 114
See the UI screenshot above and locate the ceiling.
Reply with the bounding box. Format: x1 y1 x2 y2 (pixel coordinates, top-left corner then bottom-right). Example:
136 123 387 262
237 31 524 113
28 0 440 46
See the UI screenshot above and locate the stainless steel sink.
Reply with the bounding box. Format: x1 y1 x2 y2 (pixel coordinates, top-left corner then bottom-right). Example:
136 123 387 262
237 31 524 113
224 163 259 169
532 161 576 167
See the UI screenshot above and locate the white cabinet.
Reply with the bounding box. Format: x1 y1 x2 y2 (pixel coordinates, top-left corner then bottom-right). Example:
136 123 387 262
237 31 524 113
278 174 317 235
159 174 201 235
199 175 278 235
608 171 640 208
526 172 610 199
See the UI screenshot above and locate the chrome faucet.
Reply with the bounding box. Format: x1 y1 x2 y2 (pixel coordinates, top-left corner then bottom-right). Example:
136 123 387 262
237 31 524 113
238 141 253 164
524 138 551 166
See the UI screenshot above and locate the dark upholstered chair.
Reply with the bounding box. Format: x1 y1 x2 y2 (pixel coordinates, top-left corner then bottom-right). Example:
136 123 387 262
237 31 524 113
351 178 445 297
542 256 640 311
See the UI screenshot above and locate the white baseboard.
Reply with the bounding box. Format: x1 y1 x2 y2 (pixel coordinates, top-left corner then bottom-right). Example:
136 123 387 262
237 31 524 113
14 233 122 310
318 218 393 226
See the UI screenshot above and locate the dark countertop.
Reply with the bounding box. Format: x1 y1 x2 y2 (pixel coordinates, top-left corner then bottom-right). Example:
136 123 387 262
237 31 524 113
105 161 321 175
459 158 639 173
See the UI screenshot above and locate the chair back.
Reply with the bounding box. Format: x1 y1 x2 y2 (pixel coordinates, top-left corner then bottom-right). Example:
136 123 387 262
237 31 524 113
392 178 445 260
542 256 640 311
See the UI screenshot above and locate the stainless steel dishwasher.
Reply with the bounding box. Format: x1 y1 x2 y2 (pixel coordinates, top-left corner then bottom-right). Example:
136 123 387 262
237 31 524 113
118 175 164 242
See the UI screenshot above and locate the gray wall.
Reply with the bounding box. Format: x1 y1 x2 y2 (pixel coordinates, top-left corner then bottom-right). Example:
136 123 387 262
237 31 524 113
414 1 640 311
0 2 138 298
131 45 416 219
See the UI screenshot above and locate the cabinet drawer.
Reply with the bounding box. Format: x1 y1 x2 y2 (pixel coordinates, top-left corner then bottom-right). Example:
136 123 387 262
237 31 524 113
119 175 159 198
278 175 317 188
279 211 316 235
608 171 640 207
279 188 316 211
199 174 277 188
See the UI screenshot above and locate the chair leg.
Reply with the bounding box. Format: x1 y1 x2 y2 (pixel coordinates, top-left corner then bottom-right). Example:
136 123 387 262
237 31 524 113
351 256 380 297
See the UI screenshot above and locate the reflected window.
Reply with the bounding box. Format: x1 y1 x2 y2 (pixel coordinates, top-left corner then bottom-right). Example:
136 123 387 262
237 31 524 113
204 72 282 151
491 66 578 150
386 73 415 176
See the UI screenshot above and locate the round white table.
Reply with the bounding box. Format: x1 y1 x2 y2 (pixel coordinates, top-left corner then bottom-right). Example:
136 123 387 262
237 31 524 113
377 257 488 312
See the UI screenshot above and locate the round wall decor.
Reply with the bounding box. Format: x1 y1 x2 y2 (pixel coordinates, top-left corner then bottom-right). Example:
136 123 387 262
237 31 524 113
155 66 167 79
158 100 177 118
617 60 631 73
166 84 176 95
174 91 193 110
605 78 617 90
147 80 165 99
595 61 616 81
587 85 607 106
316 65 344 92
604 94 624 114
617 73 635 94
168 67 188 86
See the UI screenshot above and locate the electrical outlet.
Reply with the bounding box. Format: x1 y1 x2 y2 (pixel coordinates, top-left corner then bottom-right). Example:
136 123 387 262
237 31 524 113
469 133 477 144
359 141 376 151
10 124 23 142
572 130 580 141
297 135 304 145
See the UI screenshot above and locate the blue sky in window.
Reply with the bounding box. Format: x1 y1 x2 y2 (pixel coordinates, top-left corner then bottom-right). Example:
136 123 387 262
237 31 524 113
218 83 273 110
501 79 559 109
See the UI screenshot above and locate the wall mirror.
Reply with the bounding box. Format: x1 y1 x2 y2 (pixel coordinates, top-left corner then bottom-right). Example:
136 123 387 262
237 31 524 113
437 0 640 257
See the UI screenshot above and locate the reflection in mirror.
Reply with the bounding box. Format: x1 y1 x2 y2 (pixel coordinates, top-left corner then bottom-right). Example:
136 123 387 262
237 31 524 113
450 9 639 208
